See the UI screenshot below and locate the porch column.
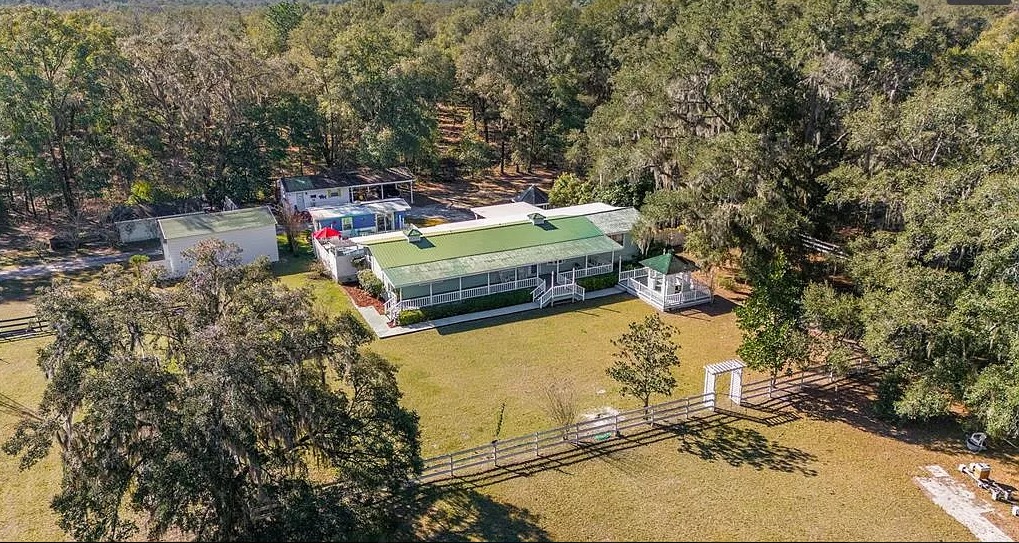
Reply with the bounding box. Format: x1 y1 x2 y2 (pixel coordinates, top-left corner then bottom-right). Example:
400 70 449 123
409 181 414 204
584 255 588 271
429 283 433 300
661 273 669 310
459 277 463 299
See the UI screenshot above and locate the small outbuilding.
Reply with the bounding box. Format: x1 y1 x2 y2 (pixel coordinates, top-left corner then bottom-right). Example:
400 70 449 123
157 207 279 277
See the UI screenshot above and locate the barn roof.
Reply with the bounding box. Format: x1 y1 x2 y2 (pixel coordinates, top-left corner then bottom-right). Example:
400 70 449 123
158 207 277 240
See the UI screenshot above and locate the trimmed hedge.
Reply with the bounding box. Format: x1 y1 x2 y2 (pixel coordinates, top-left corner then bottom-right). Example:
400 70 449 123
397 289 532 326
357 269 384 298
576 272 619 291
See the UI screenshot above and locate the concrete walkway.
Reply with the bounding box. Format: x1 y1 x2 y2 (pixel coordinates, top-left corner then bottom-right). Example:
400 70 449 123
354 286 628 339
0 248 163 281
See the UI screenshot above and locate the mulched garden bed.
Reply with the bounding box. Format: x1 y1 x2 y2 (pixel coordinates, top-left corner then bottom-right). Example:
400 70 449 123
341 283 385 315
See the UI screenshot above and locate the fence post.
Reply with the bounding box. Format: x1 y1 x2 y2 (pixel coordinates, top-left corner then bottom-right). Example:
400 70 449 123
613 414 619 437
800 371 805 391
649 405 655 427
534 432 539 458
448 454 454 478
492 440 499 467
685 397 690 420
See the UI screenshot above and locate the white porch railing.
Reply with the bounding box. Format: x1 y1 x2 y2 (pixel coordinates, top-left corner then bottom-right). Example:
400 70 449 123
537 282 585 308
665 286 713 306
555 263 615 285
531 281 547 301
619 267 648 282
387 276 543 318
621 277 712 310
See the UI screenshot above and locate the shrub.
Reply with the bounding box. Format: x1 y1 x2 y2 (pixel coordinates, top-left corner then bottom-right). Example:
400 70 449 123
397 309 427 325
577 272 619 291
718 276 738 292
397 289 532 326
874 371 907 421
357 269 384 298
307 260 330 280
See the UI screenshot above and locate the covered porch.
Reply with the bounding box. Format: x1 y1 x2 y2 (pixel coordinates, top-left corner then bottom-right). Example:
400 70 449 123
618 252 712 311
380 253 620 320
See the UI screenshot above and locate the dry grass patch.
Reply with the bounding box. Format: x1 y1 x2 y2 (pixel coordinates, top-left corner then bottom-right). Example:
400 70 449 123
418 379 1019 541
0 336 66 542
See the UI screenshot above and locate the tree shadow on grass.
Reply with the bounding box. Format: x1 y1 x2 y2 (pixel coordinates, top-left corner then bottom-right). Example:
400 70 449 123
675 425 819 476
412 487 550 542
789 376 966 456
0 268 105 301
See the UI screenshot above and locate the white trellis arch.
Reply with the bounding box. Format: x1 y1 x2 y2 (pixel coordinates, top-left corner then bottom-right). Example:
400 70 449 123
703 359 746 410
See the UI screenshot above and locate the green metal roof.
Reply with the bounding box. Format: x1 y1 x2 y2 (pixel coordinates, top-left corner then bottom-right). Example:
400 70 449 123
158 207 277 240
586 208 640 235
639 253 698 275
386 236 622 287
364 216 608 268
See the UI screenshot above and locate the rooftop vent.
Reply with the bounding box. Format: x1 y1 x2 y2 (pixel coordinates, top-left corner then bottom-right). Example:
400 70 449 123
404 227 422 242
528 212 546 226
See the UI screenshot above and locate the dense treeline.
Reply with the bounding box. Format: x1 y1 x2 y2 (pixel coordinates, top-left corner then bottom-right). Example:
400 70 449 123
0 0 1017 449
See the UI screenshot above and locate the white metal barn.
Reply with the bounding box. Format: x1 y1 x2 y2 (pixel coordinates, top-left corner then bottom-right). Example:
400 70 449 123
157 207 280 277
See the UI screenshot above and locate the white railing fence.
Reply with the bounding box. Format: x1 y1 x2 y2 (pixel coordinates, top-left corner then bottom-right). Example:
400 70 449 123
531 281 547 301
556 263 615 285
418 362 869 483
664 286 713 306
537 282 585 308
799 233 847 259
387 276 543 318
621 275 713 310
619 267 648 282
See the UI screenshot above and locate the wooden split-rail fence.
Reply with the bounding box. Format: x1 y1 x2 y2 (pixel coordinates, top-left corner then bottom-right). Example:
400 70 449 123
0 314 51 343
419 363 867 483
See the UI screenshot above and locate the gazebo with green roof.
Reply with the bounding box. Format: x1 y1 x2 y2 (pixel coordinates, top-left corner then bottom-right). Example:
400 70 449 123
618 251 714 311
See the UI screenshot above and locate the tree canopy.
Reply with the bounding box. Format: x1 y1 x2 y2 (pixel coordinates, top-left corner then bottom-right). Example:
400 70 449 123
0 0 1016 443
3 240 420 541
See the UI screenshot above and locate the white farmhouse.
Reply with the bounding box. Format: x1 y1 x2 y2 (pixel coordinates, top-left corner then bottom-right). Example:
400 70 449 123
157 207 279 277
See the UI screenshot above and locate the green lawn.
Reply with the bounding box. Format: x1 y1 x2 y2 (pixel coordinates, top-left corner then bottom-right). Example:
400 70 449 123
374 295 745 455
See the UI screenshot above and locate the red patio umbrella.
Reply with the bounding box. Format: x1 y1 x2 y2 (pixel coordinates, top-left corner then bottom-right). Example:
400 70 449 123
313 227 341 239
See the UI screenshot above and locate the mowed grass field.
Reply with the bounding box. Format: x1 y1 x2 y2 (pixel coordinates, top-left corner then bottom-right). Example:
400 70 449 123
0 261 1013 541
374 295 747 455
0 334 65 542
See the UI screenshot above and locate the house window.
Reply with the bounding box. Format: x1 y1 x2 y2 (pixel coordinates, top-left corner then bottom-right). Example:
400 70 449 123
610 233 624 244
341 217 353 231
328 190 339 198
